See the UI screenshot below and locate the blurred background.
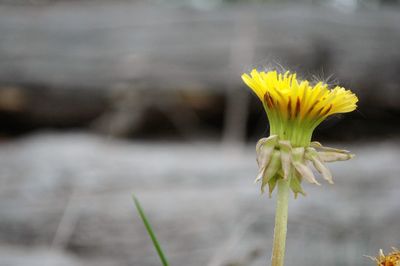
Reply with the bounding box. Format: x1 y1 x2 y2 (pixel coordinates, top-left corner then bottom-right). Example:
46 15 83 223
0 0 399 265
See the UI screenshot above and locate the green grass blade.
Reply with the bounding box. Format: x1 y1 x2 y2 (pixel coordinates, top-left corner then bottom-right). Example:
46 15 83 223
132 195 170 266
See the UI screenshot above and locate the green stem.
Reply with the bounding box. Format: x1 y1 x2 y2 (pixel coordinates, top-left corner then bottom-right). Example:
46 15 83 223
271 178 290 266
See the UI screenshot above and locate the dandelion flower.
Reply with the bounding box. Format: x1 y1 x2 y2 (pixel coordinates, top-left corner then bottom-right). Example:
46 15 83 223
242 69 358 196
370 248 400 266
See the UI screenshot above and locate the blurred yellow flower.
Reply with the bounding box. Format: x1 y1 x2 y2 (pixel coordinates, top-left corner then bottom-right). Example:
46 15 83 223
372 248 400 266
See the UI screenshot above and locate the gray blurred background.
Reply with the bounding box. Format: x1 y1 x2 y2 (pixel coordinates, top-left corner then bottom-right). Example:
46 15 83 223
0 0 399 265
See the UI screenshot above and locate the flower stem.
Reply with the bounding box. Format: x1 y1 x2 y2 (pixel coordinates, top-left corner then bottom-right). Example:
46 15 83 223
271 178 290 266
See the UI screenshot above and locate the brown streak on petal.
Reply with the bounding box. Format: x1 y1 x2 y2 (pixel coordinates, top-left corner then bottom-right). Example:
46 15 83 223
287 97 292 119
264 92 274 108
306 100 319 115
295 97 301 117
315 106 324 116
322 104 333 116
268 93 275 106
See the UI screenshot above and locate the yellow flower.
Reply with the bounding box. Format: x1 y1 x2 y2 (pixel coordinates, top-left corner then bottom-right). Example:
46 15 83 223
242 69 358 196
242 69 358 146
370 248 400 266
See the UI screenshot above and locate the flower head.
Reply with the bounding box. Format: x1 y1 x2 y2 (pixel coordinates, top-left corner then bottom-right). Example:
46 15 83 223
370 248 400 266
242 69 358 196
242 69 358 146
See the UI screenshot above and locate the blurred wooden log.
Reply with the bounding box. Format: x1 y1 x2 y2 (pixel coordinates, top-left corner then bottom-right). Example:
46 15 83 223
0 133 400 266
223 13 255 144
0 3 399 104
0 3 399 138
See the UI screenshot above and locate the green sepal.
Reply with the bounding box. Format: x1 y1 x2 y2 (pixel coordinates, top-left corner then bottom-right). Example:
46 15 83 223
260 150 281 192
292 147 320 185
290 173 306 199
278 140 292 179
267 174 279 197
256 135 278 168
